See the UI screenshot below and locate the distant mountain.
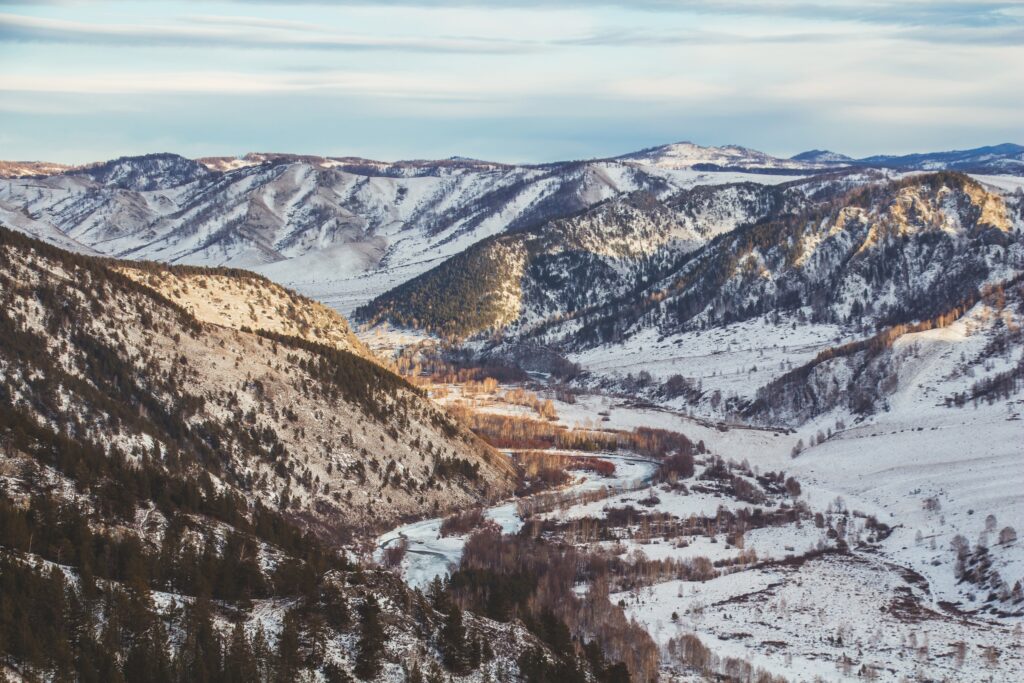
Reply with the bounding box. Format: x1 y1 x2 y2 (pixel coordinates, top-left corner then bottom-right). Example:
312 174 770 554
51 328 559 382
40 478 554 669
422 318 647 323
616 141 828 171
0 159 74 178
857 143 1024 173
790 149 854 164
74 152 212 191
0 141 1021 324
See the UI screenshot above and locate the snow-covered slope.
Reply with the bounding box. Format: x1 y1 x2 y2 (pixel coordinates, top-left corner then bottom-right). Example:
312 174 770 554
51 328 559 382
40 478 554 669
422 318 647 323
0 226 515 532
551 172 1022 351
0 148 840 317
356 177 831 340
0 199 99 254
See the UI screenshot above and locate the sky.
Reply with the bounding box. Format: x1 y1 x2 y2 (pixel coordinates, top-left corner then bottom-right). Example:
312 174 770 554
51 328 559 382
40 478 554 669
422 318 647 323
1 1 1022 164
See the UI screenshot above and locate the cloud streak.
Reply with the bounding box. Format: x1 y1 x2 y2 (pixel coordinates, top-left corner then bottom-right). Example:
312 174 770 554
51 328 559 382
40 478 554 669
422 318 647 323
2 9 1020 54
206 0 1024 29
0 13 541 54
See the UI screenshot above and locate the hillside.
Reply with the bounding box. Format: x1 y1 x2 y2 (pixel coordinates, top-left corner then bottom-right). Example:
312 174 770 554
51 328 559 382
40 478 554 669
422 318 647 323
115 263 372 358
563 172 1021 348
0 226 515 535
355 174 863 341
0 225 661 682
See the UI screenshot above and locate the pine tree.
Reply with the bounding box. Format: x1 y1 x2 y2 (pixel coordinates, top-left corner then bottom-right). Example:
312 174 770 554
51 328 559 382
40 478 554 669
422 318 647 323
303 611 328 666
321 583 350 630
354 595 386 680
275 610 302 682
223 621 258 683
251 624 273 683
175 596 223 683
440 604 469 673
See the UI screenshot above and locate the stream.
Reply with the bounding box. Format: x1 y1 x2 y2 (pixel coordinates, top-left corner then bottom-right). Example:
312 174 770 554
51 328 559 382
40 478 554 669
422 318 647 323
376 452 659 588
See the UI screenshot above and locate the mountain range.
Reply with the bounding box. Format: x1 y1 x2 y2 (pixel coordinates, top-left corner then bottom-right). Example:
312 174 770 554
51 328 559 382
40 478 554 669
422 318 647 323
1 141 1021 317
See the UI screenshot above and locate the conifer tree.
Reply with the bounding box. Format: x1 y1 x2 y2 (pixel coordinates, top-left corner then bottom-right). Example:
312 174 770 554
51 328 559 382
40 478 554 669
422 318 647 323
440 603 469 673
251 624 273 682
223 621 258 683
354 595 386 680
275 609 303 682
175 596 223 683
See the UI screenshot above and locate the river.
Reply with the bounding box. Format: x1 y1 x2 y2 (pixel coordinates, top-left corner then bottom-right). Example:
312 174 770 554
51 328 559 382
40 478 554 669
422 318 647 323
376 452 659 588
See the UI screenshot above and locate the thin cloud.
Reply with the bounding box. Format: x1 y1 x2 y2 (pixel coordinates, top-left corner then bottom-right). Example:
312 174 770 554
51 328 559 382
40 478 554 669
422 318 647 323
0 70 494 97
1 8 1016 55
208 1 1024 29
5 1 1021 31
0 13 541 54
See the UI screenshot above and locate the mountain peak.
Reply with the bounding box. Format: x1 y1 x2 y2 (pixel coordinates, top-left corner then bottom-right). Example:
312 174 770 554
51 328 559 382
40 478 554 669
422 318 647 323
616 141 819 171
75 152 210 191
790 149 853 164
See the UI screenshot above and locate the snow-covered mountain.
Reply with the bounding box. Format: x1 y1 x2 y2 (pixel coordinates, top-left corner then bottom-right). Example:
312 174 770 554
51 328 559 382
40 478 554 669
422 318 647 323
616 141 831 171
356 178 820 340
552 173 1024 427
360 171 1024 435
1 142 1021 322
2 151 779 313
859 142 1024 173
789 149 855 164
3 143 1024 682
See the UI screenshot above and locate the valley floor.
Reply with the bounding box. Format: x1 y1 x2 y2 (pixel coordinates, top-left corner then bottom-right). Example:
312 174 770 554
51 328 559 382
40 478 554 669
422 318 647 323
368 321 1024 681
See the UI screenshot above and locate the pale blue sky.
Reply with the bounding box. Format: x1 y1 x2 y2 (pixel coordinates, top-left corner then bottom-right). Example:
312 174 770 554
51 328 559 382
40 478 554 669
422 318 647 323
1 1 1022 163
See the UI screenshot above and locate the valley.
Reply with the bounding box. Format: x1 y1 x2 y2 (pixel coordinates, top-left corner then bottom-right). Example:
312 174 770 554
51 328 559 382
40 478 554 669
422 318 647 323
364 352 1022 681
1 144 1022 682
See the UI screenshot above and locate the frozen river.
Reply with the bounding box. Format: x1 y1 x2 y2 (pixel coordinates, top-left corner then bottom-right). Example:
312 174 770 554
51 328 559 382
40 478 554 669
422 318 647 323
376 452 659 588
